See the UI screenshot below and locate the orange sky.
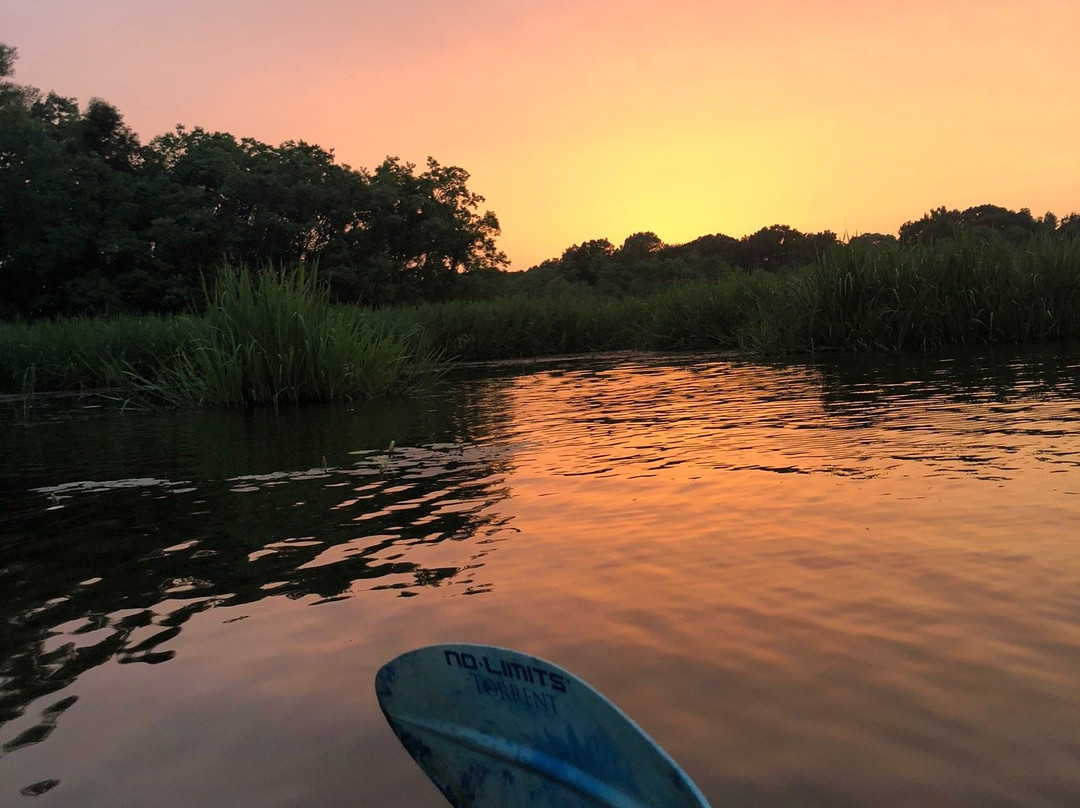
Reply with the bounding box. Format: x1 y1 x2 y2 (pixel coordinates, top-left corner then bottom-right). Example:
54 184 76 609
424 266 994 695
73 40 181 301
3 0 1078 268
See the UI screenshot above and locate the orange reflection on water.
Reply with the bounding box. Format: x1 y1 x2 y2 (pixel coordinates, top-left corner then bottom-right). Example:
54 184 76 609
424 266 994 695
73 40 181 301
459 355 1080 804
4 351 1079 807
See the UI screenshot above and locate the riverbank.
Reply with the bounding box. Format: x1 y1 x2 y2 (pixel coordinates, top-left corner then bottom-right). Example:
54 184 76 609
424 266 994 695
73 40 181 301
0 267 437 405
4 235 1079 402
375 235 1080 360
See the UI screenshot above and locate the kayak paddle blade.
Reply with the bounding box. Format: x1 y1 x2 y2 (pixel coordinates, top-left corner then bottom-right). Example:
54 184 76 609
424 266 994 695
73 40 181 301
375 644 711 808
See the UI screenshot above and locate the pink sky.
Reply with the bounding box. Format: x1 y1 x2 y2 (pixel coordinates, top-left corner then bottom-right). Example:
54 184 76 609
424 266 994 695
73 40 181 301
3 0 1078 268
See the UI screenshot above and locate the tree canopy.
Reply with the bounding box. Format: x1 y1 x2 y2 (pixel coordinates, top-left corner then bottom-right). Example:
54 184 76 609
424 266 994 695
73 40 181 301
487 203 1078 301
504 225 843 298
0 44 506 317
3 43 1078 317
898 204 1050 244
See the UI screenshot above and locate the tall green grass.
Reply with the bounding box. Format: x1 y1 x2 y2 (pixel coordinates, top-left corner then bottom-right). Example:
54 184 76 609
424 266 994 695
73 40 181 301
367 270 783 360
372 236 1080 360
142 266 437 407
0 315 195 394
1 266 438 405
793 235 1080 352
4 237 1078 401
370 293 636 360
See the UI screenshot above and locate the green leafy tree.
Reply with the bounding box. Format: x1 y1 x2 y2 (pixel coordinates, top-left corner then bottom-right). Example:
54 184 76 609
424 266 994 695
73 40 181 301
335 157 506 304
738 225 838 270
558 238 615 286
1 43 508 316
0 47 159 315
899 204 1039 244
847 233 898 249
80 98 141 170
1058 214 1080 239
142 127 363 288
899 206 961 243
684 233 740 267
0 44 14 77
0 44 26 109
617 231 664 264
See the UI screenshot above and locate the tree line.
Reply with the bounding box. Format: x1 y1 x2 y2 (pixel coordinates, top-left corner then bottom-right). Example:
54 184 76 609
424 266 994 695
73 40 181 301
2 42 1077 318
0 44 506 318
488 204 1079 300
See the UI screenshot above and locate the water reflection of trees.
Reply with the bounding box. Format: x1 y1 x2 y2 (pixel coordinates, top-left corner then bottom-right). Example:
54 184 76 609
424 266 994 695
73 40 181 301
0 376 518 752
807 344 1080 422
793 345 1080 479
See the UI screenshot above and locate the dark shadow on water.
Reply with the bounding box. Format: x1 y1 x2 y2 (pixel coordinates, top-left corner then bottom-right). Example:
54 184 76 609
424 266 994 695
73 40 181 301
0 377 519 746
809 341 1080 421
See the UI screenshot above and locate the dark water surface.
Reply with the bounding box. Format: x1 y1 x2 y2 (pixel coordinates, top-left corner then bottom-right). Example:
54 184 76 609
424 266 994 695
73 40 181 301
2 347 1079 807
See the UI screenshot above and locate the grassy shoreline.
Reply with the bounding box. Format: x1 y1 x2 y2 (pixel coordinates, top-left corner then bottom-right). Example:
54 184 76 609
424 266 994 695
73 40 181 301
4 236 1079 403
1 267 438 405
373 235 1080 359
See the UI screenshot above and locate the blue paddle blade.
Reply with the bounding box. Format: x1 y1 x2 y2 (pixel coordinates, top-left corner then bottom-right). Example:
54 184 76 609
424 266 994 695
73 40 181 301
375 644 711 808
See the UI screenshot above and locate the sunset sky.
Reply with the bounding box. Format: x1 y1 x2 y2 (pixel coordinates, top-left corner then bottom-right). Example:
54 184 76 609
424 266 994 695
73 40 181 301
3 0 1078 268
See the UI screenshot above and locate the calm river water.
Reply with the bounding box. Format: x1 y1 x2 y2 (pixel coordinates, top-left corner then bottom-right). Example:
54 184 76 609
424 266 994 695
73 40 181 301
1 347 1079 807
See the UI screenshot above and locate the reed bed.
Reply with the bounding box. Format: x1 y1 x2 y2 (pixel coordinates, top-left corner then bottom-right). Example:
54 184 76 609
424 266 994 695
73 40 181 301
369 293 637 360
367 271 783 360
2 266 437 405
3 236 1078 401
376 236 1080 360
793 236 1080 352
140 266 437 407
0 315 196 394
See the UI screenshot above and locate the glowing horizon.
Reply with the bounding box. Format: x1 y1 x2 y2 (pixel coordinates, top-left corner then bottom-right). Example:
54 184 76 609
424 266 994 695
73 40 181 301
3 0 1077 268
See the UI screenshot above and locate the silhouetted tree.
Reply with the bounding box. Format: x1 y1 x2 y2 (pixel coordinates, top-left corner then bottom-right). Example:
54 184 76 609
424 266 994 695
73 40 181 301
899 204 1039 244
899 206 961 243
684 233 740 266
0 43 507 316
0 44 14 77
617 231 664 263
738 225 838 270
559 238 615 285
847 233 898 249
1059 214 1080 239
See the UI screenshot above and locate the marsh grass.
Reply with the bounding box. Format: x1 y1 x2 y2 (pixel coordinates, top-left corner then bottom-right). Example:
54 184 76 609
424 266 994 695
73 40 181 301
371 293 636 360
367 271 789 361
0 266 438 405
794 235 1080 352
0 315 193 394
139 265 437 407
376 236 1080 360
3 237 1078 399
